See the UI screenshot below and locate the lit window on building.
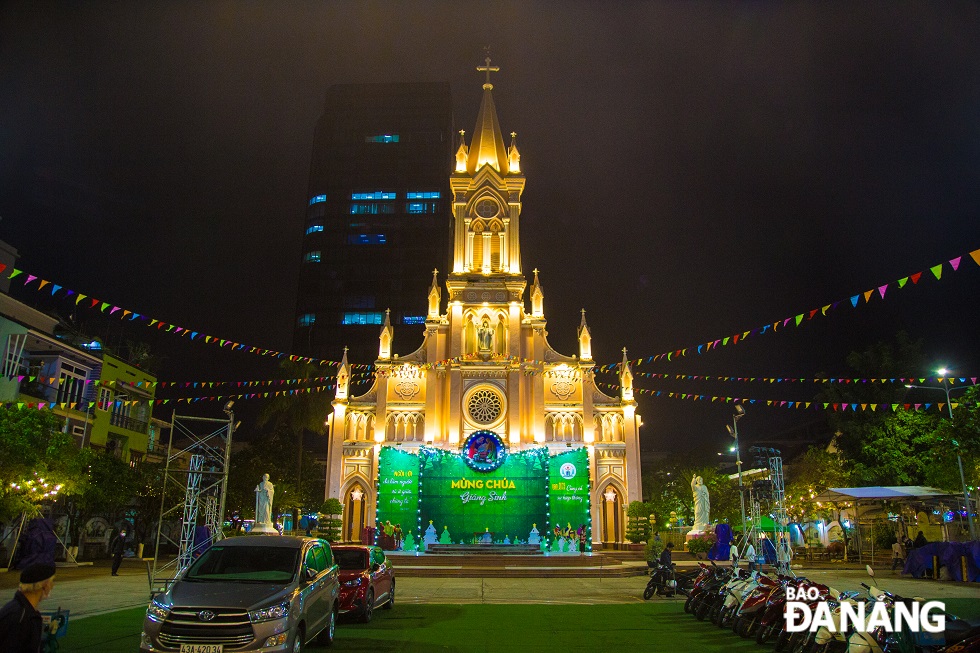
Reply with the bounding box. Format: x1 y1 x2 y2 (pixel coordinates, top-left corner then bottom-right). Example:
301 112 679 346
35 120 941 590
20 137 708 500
350 203 395 214
402 316 426 324
342 312 384 325
351 191 397 200
406 191 441 199
406 202 438 214
309 194 327 205
347 234 387 245
57 362 90 405
297 313 316 327
364 135 399 143
304 250 322 263
306 224 324 235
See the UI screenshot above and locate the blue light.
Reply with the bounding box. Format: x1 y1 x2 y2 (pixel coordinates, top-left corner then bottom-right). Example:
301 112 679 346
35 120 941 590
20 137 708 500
406 202 438 214
342 312 384 325
309 194 326 205
365 135 399 143
297 313 316 327
304 250 321 263
406 191 441 199
346 234 387 245
351 191 396 200
402 316 425 325
305 224 324 235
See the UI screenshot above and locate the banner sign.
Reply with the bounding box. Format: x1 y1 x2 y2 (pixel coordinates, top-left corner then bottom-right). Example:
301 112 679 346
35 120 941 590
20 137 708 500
548 448 592 544
376 447 421 536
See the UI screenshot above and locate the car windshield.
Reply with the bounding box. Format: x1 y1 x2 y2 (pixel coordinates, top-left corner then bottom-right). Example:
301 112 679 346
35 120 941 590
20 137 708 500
333 549 369 571
184 546 299 583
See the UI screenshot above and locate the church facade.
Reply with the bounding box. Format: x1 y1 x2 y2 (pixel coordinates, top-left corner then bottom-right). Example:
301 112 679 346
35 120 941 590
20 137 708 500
324 64 642 547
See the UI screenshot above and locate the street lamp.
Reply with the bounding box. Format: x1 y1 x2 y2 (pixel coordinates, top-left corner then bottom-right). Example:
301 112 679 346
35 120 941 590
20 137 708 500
905 370 976 539
726 405 748 545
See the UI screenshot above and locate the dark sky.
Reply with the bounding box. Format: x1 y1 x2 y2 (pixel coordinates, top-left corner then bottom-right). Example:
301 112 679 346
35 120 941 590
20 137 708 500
1 2 978 456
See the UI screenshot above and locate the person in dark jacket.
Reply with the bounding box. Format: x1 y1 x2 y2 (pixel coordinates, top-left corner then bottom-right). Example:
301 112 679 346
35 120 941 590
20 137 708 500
659 542 674 566
913 530 928 549
0 563 56 652
110 529 126 576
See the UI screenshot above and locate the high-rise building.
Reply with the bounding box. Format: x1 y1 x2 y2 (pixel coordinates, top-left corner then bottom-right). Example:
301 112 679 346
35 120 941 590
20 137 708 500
293 83 455 364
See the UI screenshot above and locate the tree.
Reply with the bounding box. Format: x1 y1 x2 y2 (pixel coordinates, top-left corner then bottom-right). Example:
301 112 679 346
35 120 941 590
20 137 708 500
784 445 852 523
225 424 324 522
319 498 344 542
256 361 331 528
926 385 980 493
62 451 139 548
0 407 88 521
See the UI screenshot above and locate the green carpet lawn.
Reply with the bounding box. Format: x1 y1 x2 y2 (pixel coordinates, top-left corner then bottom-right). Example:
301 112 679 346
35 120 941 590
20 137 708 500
58 599 980 653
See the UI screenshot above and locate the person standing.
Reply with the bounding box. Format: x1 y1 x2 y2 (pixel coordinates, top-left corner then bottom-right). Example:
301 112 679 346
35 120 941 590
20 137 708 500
745 540 757 572
776 537 793 574
0 563 56 652
110 529 126 576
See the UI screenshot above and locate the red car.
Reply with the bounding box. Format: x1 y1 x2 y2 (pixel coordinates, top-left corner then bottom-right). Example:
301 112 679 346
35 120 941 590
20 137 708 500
332 544 395 622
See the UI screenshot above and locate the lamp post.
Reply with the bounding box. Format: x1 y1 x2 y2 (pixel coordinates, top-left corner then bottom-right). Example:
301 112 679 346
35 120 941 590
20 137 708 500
905 369 976 540
726 405 748 544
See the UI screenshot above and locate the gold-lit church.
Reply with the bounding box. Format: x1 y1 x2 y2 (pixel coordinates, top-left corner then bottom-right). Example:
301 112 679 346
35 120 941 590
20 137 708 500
324 65 642 546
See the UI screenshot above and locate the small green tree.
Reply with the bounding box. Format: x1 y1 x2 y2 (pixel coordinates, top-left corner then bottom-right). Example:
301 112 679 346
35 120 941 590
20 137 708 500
686 532 716 559
644 537 665 563
625 500 649 543
319 498 343 542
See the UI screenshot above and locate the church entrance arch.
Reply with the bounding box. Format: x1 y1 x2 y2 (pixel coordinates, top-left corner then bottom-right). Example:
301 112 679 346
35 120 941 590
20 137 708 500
342 481 369 542
600 483 624 544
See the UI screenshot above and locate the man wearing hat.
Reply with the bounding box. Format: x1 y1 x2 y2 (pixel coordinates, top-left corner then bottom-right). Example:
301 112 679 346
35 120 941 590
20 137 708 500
0 563 56 652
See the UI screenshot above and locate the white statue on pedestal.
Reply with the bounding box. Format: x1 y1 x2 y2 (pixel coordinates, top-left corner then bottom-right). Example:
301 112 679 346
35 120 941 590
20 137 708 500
691 475 710 533
252 474 278 534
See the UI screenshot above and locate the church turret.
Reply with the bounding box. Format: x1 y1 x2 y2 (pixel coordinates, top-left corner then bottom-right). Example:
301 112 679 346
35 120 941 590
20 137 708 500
619 347 634 402
379 309 393 360
450 58 526 277
427 269 442 319
578 309 592 361
335 347 350 401
530 268 544 318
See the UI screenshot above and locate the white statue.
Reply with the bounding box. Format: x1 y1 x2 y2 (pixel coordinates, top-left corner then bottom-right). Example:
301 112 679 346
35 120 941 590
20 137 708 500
477 318 494 351
252 474 278 534
691 475 710 533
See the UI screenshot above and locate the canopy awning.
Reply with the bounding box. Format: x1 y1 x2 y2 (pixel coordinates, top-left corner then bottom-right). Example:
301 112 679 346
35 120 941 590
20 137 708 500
811 486 958 503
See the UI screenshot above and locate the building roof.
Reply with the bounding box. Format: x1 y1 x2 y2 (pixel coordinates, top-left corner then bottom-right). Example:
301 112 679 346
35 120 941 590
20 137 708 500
812 486 958 503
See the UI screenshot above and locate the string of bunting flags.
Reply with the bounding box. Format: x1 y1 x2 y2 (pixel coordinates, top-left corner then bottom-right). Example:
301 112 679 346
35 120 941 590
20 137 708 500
595 382 972 413
607 371 979 386
0 263 373 371
596 247 980 371
2 371 376 393
0 377 373 412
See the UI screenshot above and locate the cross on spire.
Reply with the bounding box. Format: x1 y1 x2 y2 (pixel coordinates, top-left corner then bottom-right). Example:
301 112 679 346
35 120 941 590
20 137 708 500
477 55 499 87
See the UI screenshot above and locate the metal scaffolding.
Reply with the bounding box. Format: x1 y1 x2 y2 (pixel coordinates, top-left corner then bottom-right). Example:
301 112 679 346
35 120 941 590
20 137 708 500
768 454 788 543
149 408 235 596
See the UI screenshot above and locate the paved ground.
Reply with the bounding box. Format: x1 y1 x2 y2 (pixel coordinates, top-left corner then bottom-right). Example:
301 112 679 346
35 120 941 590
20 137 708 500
2 558 977 620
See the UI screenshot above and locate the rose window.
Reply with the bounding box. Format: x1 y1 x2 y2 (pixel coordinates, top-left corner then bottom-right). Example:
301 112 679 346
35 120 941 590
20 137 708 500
467 389 502 424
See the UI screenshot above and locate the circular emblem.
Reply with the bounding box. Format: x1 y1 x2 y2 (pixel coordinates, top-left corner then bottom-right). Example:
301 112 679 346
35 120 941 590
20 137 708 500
463 430 507 472
198 610 216 622
559 462 577 480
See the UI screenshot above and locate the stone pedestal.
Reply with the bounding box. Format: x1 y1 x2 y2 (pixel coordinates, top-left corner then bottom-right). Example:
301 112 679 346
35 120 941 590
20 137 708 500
250 522 279 535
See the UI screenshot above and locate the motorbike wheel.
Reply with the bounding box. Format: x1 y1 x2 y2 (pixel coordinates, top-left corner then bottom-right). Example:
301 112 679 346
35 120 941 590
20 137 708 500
733 615 746 637
756 619 779 646
695 598 712 621
709 602 724 626
643 582 656 600
774 629 792 653
683 594 695 613
719 605 735 629
744 614 760 637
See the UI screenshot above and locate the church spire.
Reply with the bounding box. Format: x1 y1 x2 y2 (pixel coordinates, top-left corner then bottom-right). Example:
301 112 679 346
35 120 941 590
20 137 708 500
427 269 442 319
466 56 509 174
379 309 393 360
619 347 634 401
530 268 544 317
578 309 592 361
335 347 350 400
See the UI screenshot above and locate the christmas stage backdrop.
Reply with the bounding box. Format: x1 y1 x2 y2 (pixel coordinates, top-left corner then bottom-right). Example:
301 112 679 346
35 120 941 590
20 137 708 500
376 439 591 549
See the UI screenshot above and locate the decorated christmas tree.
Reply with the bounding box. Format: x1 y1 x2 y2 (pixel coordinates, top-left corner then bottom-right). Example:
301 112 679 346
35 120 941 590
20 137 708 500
528 524 540 545
439 526 453 544
423 521 438 547
402 532 417 552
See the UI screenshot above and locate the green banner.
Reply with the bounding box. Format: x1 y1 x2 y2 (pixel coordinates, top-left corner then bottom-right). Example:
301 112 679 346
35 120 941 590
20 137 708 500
549 448 592 550
418 447 549 545
376 447 420 538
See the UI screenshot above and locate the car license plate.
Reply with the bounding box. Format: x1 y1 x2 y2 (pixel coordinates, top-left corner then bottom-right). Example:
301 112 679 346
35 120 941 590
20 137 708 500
179 645 222 653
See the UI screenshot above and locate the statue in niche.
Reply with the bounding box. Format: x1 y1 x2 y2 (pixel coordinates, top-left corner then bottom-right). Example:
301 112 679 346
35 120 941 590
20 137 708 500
477 318 494 352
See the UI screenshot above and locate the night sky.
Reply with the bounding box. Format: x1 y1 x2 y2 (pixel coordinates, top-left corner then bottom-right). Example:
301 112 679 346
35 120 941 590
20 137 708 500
1 2 978 457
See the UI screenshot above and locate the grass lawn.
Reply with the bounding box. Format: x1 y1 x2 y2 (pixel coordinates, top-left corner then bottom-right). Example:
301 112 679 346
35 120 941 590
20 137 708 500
59 599 980 652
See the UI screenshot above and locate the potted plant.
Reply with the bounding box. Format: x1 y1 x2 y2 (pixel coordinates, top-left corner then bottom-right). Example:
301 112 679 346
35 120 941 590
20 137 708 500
644 536 665 569
686 532 716 560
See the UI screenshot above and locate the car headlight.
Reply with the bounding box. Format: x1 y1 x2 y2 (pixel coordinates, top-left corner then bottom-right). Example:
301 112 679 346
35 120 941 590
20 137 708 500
248 601 290 623
342 577 364 587
146 599 171 622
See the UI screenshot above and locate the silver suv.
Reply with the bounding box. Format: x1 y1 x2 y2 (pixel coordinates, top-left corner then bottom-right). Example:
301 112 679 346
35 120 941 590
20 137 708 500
140 536 339 652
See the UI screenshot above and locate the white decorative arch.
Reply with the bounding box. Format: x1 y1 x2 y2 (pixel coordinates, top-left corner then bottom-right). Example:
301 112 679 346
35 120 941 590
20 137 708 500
545 412 583 442
386 412 424 442
345 411 375 442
